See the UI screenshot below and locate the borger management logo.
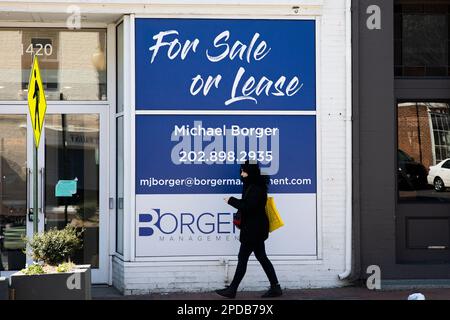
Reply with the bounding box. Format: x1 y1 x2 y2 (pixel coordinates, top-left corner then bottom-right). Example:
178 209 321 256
138 209 239 240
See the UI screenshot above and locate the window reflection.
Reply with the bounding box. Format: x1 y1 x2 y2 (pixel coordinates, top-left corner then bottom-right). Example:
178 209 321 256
0 115 27 271
0 28 106 101
45 114 100 268
398 102 450 201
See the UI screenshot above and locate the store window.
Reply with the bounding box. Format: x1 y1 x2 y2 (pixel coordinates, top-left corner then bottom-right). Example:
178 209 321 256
394 1 450 77
0 28 107 101
116 22 124 255
397 102 450 201
116 23 124 113
116 117 124 255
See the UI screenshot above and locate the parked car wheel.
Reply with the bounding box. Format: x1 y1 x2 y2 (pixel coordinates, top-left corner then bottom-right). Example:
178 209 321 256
434 177 446 192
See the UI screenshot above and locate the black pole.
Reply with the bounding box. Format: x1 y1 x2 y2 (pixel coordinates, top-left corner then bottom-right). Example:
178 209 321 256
33 145 38 234
62 114 68 226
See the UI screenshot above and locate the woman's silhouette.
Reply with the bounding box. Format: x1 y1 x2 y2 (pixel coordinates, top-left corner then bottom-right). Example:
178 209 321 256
215 161 282 299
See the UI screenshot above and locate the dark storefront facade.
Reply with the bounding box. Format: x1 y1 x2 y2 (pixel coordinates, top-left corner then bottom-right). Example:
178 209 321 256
354 0 450 281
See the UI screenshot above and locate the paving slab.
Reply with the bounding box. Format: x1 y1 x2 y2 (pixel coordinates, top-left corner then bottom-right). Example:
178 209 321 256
92 285 450 300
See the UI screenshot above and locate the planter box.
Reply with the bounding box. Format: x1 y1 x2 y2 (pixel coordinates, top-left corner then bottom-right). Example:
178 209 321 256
10 265 91 300
0 277 8 300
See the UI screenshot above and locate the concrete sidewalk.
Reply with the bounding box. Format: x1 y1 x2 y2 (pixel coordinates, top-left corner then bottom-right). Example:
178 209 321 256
92 286 450 300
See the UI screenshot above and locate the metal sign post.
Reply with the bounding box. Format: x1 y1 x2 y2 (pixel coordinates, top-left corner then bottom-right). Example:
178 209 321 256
27 55 47 234
33 143 38 234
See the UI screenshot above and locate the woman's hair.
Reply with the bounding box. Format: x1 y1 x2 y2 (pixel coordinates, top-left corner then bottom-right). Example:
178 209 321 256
240 160 269 190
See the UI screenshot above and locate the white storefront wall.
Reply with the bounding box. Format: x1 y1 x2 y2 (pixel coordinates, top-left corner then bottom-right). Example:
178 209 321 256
0 0 351 294
115 0 351 295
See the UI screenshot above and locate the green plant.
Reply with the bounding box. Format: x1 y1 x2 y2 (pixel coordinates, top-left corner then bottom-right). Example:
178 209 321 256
21 264 45 275
57 261 76 273
26 225 84 266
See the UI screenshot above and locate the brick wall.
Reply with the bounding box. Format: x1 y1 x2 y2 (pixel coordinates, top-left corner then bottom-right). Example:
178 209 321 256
398 104 433 169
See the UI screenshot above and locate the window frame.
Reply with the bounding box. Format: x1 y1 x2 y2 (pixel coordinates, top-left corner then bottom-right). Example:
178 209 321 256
114 20 125 256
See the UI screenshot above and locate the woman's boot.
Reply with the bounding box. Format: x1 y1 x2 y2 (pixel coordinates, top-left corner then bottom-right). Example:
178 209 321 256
215 286 237 299
261 284 282 298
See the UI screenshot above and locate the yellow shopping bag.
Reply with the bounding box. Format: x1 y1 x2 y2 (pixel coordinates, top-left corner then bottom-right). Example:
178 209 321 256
265 197 284 232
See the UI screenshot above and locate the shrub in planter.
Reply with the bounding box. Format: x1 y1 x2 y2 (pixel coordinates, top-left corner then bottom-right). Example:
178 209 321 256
21 264 45 275
10 226 91 300
27 225 83 266
57 262 76 273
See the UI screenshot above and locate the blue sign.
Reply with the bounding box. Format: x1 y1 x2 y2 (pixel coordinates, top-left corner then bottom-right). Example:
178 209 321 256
135 18 316 111
136 115 316 194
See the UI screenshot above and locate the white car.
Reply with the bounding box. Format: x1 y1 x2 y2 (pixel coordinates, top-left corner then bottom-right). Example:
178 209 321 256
427 159 450 192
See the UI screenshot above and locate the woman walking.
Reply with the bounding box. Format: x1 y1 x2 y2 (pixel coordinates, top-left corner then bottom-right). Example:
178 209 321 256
215 161 282 299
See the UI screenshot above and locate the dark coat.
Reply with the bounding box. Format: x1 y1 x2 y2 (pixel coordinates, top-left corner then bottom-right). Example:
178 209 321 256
228 183 269 244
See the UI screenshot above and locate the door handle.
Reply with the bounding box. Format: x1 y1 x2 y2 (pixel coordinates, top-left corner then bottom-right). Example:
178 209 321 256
28 208 34 222
27 168 36 222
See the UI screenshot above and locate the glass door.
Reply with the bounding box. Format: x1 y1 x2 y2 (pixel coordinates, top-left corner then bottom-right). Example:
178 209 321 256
0 111 29 275
0 105 109 283
42 105 108 283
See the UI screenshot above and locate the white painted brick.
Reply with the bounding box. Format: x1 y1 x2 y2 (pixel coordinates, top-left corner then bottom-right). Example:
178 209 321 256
110 0 350 294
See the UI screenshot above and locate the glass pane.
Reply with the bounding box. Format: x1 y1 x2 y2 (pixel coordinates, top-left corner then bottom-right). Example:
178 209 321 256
116 116 124 254
116 23 124 113
0 28 106 101
0 115 27 271
403 15 448 68
394 2 450 77
44 114 100 268
398 102 450 202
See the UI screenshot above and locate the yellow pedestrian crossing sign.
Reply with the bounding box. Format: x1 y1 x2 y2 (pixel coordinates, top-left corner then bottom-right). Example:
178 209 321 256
28 56 47 148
